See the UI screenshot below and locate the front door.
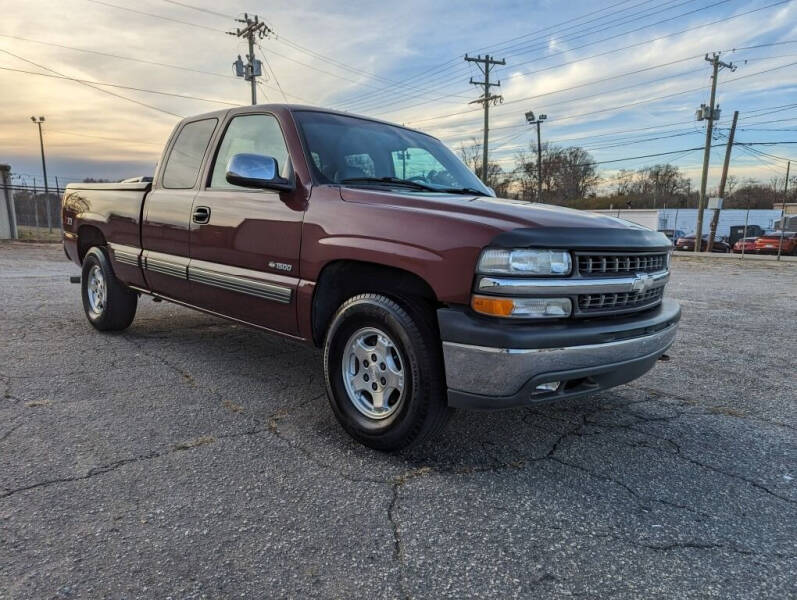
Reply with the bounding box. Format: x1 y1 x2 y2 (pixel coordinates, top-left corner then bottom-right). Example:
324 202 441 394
141 117 218 303
188 113 304 335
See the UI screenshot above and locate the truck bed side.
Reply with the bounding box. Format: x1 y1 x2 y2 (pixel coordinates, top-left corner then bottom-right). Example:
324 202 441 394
62 181 150 289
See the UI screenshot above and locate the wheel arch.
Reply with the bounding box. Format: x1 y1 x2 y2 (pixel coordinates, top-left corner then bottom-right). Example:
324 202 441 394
311 259 440 347
77 225 107 263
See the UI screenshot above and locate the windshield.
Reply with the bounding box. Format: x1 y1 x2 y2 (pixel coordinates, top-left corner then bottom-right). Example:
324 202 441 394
293 110 492 195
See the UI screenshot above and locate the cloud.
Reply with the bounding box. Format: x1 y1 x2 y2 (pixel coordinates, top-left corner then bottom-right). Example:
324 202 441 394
1 0 795 188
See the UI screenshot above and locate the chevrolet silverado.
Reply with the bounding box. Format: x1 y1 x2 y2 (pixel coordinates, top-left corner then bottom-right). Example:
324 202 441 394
62 105 680 450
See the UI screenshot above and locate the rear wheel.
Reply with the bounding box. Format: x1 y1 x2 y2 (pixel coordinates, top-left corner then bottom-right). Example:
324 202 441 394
81 247 138 331
323 294 451 451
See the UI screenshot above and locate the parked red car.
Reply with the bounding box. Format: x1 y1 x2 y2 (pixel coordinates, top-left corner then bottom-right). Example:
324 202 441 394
674 234 730 253
753 232 797 255
731 237 758 254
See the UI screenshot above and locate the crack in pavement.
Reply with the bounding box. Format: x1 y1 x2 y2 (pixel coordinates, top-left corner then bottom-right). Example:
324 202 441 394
0 451 163 500
565 525 795 559
630 383 797 432
121 334 197 387
0 422 22 443
388 467 433 600
521 399 797 523
0 424 277 500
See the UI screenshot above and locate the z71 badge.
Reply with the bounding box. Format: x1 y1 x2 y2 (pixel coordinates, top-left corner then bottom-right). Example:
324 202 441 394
268 261 293 272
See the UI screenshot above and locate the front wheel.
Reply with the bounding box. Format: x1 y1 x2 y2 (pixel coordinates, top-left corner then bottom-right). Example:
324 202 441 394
323 294 451 451
81 247 138 331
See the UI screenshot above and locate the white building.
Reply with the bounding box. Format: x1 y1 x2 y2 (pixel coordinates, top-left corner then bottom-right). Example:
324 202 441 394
592 208 783 236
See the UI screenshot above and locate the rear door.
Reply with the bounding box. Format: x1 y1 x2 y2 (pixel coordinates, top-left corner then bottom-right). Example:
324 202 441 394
141 117 218 302
188 112 304 334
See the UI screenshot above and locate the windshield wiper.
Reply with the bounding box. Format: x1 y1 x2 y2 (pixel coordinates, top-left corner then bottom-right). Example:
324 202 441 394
439 187 490 196
340 177 490 196
339 176 437 192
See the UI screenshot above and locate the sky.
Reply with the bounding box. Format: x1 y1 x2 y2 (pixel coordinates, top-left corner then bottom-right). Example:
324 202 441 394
1 0 796 192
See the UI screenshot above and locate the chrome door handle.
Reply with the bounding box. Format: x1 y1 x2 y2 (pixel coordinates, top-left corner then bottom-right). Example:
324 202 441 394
193 206 211 224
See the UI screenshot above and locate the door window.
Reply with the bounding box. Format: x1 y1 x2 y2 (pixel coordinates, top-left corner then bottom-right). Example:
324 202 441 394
210 114 290 188
161 119 217 189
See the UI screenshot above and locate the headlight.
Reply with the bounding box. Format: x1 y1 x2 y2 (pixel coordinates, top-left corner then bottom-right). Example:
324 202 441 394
471 295 572 319
477 248 572 276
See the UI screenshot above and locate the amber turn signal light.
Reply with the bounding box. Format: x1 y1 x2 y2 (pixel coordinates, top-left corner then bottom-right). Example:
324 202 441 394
471 295 572 319
471 295 515 316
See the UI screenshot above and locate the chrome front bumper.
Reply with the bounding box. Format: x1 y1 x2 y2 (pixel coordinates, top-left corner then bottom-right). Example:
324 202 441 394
439 300 680 409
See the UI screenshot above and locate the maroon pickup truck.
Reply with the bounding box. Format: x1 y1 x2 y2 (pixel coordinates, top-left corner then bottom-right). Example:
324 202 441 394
62 104 680 450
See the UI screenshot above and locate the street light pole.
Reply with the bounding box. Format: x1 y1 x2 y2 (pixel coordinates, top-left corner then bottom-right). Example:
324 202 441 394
31 116 51 232
525 111 547 202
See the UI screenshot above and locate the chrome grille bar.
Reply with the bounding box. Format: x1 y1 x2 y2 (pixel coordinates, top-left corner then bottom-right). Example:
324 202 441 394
577 252 666 277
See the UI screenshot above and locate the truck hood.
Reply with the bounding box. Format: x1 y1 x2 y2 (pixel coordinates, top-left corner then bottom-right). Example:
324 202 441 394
339 187 671 251
340 187 637 229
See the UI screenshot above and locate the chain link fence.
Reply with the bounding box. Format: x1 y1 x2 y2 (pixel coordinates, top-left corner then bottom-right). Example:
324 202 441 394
1 169 65 242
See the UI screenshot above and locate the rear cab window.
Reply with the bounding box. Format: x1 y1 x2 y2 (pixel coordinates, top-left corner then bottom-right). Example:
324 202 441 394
161 118 218 189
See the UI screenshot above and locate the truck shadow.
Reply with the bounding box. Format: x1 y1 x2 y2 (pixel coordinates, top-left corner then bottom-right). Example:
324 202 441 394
124 312 665 477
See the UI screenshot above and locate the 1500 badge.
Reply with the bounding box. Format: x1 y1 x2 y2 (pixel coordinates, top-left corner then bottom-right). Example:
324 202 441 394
268 261 293 272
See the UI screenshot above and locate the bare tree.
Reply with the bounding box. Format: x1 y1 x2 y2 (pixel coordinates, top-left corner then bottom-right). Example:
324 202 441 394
460 138 514 195
551 146 600 202
458 138 482 175
513 142 598 204
725 174 739 196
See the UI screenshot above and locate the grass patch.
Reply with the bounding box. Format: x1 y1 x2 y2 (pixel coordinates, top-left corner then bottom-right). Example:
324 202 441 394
223 400 244 413
24 399 50 407
173 435 216 451
708 406 747 418
16 226 62 243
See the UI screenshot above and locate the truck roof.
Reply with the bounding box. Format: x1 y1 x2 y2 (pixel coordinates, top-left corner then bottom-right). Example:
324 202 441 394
182 103 437 140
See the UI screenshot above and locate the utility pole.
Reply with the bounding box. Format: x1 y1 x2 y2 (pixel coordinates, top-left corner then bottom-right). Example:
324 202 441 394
694 52 735 252
708 109 738 251
30 116 51 232
777 160 790 261
465 54 505 185
228 13 270 105
525 111 547 202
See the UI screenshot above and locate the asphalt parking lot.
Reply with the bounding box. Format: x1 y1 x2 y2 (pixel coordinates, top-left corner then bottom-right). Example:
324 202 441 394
1 242 795 599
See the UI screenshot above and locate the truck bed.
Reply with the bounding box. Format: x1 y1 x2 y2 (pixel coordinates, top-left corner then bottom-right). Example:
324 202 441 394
62 181 152 274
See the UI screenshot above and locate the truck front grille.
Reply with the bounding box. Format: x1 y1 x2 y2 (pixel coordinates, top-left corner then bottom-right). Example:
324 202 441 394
577 253 666 276
577 287 664 314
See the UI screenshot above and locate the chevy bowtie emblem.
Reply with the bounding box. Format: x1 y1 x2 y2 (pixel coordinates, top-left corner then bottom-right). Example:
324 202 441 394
631 273 652 292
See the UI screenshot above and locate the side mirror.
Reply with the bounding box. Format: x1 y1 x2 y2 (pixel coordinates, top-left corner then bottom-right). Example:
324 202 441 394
226 153 294 192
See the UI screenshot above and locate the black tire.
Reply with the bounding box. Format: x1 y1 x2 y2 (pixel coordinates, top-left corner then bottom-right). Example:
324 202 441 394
81 247 138 331
323 294 451 451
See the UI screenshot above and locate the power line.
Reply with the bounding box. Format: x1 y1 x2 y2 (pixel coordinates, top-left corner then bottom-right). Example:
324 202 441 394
0 32 314 102
471 0 647 56
0 33 235 79
0 48 183 118
256 41 288 102
405 62 705 126
365 1 789 118
153 0 471 105
0 64 242 106
85 0 225 32
349 0 737 114
489 127 703 156
437 58 797 139
339 0 689 111
154 0 417 90
48 129 163 147
159 0 231 19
